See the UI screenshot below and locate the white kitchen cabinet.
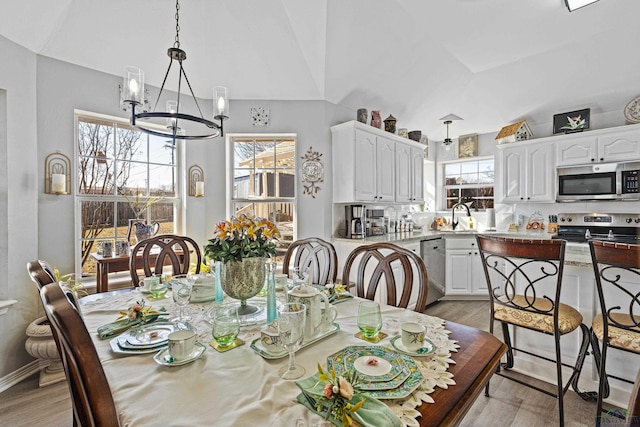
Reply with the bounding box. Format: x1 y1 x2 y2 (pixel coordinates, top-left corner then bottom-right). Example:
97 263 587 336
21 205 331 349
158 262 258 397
332 121 424 203
444 237 486 297
395 143 425 203
498 143 555 203
556 128 640 166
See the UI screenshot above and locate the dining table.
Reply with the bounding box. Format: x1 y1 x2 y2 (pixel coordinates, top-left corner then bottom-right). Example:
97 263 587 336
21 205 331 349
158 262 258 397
79 289 506 426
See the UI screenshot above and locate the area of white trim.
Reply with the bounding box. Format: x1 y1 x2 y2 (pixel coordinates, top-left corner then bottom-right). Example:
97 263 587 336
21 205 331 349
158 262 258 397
0 360 40 393
0 299 17 316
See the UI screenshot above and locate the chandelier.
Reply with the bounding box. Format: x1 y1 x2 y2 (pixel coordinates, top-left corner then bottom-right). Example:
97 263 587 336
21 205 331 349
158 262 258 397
120 0 228 140
439 114 463 151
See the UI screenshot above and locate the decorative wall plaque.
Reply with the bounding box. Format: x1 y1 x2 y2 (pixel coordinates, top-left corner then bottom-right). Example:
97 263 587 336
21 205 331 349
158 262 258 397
301 146 323 198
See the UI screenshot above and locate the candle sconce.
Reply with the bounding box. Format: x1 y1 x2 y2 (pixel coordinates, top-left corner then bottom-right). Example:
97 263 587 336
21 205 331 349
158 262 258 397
188 164 205 197
44 151 71 195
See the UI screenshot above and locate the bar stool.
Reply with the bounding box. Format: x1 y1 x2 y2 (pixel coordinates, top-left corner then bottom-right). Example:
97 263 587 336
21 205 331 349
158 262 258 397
589 241 640 426
476 235 592 427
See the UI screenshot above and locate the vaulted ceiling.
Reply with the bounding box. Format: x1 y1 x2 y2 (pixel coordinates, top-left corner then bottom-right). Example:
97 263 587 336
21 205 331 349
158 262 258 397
2 0 638 140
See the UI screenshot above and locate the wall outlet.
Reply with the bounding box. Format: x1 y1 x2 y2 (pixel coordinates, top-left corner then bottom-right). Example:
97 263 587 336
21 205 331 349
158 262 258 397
517 214 524 226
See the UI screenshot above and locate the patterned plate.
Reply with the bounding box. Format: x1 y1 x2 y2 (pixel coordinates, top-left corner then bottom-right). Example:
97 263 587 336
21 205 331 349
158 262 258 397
120 322 182 349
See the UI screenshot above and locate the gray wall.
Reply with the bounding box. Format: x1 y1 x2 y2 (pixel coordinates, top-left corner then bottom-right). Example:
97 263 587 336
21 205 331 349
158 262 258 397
1 47 353 378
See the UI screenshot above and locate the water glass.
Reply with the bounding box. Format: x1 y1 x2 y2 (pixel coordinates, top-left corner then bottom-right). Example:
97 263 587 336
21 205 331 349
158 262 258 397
278 303 306 380
212 305 240 348
357 301 382 340
148 277 168 299
171 274 194 323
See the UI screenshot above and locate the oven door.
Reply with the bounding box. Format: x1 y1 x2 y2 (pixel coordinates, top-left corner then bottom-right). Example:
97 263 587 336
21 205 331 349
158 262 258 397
557 171 617 201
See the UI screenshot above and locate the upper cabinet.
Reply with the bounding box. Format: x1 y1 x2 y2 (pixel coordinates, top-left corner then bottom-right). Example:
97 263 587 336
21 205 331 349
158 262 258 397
556 127 640 166
332 121 425 203
497 143 555 203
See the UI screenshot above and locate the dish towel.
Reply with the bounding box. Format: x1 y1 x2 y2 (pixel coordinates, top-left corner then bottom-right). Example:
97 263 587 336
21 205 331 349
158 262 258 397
295 373 401 427
97 312 167 340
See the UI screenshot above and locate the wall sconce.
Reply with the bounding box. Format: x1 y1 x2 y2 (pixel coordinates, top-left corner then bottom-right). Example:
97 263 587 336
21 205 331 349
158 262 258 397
44 151 71 195
188 164 205 197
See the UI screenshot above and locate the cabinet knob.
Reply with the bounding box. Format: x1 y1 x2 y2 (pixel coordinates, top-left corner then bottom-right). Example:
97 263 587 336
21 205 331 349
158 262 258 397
471 242 475 246
527 197 530 200
520 197 524 200
600 158 604 161
468 252 472 255
591 158 595 162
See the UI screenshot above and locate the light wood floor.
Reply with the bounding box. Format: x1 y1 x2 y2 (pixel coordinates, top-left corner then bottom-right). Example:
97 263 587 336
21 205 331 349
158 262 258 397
0 300 616 426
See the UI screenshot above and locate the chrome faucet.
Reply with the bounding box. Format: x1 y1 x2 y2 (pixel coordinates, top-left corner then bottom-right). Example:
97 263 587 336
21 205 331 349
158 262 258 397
451 202 472 230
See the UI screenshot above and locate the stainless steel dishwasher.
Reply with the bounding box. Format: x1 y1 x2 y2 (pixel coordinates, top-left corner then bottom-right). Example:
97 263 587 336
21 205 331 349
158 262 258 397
421 237 445 305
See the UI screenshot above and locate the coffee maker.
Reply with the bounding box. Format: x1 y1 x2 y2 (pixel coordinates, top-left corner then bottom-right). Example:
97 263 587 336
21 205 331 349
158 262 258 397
345 205 365 239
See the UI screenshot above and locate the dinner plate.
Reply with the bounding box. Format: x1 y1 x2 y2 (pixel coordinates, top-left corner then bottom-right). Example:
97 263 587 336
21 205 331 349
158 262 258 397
153 342 206 366
109 337 167 355
390 335 437 357
120 322 182 349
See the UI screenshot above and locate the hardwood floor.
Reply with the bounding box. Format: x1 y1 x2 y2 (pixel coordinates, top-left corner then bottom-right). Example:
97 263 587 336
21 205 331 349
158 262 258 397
0 300 615 426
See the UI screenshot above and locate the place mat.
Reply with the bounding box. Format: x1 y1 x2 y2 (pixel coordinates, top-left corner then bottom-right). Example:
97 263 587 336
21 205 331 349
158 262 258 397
210 337 245 353
354 331 388 343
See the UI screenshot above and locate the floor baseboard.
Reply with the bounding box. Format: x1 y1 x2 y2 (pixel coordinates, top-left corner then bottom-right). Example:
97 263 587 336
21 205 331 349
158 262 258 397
0 361 40 393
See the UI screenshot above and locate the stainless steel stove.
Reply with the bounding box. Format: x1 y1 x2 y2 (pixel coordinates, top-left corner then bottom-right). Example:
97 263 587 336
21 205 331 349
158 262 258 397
553 213 640 244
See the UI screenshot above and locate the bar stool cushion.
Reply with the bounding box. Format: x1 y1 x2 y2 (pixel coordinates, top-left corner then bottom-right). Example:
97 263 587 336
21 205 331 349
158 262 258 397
494 296 583 335
592 313 640 354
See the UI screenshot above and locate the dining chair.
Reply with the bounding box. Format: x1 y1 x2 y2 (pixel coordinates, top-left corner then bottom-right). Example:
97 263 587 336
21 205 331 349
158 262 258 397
282 237 338 286
476 235 592 427
628 368 640 427
588 240 640 426
129 234 202 288
27 259 56 290
341 242 428 312
40 282 120 427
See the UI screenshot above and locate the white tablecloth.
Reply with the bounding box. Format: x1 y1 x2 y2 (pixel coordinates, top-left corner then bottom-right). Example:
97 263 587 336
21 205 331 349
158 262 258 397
81 291 458 427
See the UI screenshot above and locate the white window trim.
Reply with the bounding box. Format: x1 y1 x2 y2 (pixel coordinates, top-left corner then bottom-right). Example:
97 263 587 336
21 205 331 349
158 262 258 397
439 156 495 211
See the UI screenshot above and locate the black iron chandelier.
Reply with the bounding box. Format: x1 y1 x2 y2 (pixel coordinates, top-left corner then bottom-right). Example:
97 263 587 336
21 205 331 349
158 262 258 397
120 0 228 140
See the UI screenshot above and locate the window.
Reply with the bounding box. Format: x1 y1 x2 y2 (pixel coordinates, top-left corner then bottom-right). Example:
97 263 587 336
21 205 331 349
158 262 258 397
443 158 494 209
75 112 179 278
229 135 296 260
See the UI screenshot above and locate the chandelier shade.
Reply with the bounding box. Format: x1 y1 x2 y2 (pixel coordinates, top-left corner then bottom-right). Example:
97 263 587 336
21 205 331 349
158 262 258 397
120 0 228 140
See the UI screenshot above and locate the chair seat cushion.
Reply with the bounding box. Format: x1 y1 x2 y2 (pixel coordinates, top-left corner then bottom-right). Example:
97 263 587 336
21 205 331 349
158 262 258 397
592 313 640 354
494 295 583 334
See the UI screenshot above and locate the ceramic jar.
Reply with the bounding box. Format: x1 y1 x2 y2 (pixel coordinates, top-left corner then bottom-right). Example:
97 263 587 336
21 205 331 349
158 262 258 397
357 108 368 123
370 110 382 128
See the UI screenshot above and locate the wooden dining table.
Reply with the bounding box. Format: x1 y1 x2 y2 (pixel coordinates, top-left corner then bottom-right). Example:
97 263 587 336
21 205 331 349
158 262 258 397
80 291 506 426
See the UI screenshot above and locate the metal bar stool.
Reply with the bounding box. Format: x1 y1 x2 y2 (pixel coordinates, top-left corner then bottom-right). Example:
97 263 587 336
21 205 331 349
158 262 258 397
589 240 640 426
476 235 593 427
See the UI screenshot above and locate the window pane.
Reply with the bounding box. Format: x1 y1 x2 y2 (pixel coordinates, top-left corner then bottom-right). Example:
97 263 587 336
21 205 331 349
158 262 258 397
115 124 145 162
445 163 460 175
149 135 176 165
78 156 115 195
117 161 148 192
278 170 295 197
460 173 478 184
234 141 255 171
460 162 478 174
234 172 251 198
80 200 115 276
149 164 176 196
151 202 175 235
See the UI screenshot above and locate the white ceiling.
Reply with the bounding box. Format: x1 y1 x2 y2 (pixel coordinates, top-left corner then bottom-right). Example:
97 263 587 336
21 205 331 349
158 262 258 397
1 0 638 139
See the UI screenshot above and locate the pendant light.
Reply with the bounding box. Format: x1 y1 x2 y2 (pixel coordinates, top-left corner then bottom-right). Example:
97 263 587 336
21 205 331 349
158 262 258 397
439 114 463 151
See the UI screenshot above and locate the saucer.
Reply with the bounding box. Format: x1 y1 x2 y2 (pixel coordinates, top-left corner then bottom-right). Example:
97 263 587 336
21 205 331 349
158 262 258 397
390 335 436 356
125 322 180 347
153 342 206 366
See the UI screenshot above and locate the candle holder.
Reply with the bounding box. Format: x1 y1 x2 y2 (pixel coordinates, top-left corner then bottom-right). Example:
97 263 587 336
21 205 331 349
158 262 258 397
44 151 71 195
188 164 205 197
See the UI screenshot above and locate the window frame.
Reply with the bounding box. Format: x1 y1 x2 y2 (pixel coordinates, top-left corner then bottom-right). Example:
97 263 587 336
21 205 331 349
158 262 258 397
73 110 182 281
441 156 495 210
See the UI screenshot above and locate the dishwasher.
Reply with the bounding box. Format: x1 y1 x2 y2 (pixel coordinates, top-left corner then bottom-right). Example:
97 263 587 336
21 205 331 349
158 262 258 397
420 237 445 306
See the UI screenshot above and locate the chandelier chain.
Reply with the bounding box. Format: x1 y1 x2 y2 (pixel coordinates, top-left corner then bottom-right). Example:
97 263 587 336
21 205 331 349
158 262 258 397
174 0 181 49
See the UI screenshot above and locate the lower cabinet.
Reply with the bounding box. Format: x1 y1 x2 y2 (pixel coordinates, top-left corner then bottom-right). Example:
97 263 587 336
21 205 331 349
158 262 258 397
444 237 487 297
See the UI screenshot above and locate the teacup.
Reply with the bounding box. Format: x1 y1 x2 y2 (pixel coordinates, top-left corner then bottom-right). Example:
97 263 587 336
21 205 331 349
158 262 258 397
168 329 196 361
260 323 282 353
320 305 338 332
401 322 426 352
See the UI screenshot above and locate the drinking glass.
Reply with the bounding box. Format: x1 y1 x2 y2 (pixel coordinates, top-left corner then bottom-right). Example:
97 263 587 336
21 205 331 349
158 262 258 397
171 274 194 323
278 303 306 380
357 301 382 340
212 305 240 348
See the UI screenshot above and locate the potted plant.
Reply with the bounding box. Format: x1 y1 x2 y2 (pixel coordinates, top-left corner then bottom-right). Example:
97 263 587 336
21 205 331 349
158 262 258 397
203 214 280 315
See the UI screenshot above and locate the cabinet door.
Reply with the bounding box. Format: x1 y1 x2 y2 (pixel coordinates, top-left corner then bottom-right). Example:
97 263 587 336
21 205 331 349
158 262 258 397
376 137 395 202
470 251 487 295
500 146 526 202
556 138 598 166
598 129 640 162
411 147 425 203
354 130 377 201
395 143 412 203
445 249 472 295
526 144 555 202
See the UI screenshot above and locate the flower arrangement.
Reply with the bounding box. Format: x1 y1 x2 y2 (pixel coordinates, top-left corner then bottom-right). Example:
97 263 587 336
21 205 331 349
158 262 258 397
315 364 364 427
203 214 280 264
124 187 165 219
323 282 346 299
116 300 158 322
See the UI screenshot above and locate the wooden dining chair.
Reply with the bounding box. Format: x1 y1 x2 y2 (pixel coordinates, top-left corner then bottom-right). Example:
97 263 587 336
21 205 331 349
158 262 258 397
40 282 120 427
341 242 428 312
588 240 640 425
27 259 56 290
628 368 640 427
282 237 338 286
476 235 592 427
129 234 202 287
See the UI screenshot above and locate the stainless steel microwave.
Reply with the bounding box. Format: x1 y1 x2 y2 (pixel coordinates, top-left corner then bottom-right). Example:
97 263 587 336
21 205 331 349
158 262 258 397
557 161 640 201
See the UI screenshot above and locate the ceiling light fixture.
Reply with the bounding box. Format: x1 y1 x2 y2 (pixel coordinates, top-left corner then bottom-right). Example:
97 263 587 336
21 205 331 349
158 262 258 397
565 0 599 12
439 114 463 151
120 0 228 140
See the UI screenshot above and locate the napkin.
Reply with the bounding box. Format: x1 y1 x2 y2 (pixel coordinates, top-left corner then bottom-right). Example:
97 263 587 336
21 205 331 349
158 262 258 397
329 291 354 305
97 312 167 340
295 373 401 427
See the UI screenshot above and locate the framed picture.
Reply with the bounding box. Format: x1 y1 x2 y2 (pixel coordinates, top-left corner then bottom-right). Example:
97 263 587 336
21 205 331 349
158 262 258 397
457 133 478 158
553 108 590 134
